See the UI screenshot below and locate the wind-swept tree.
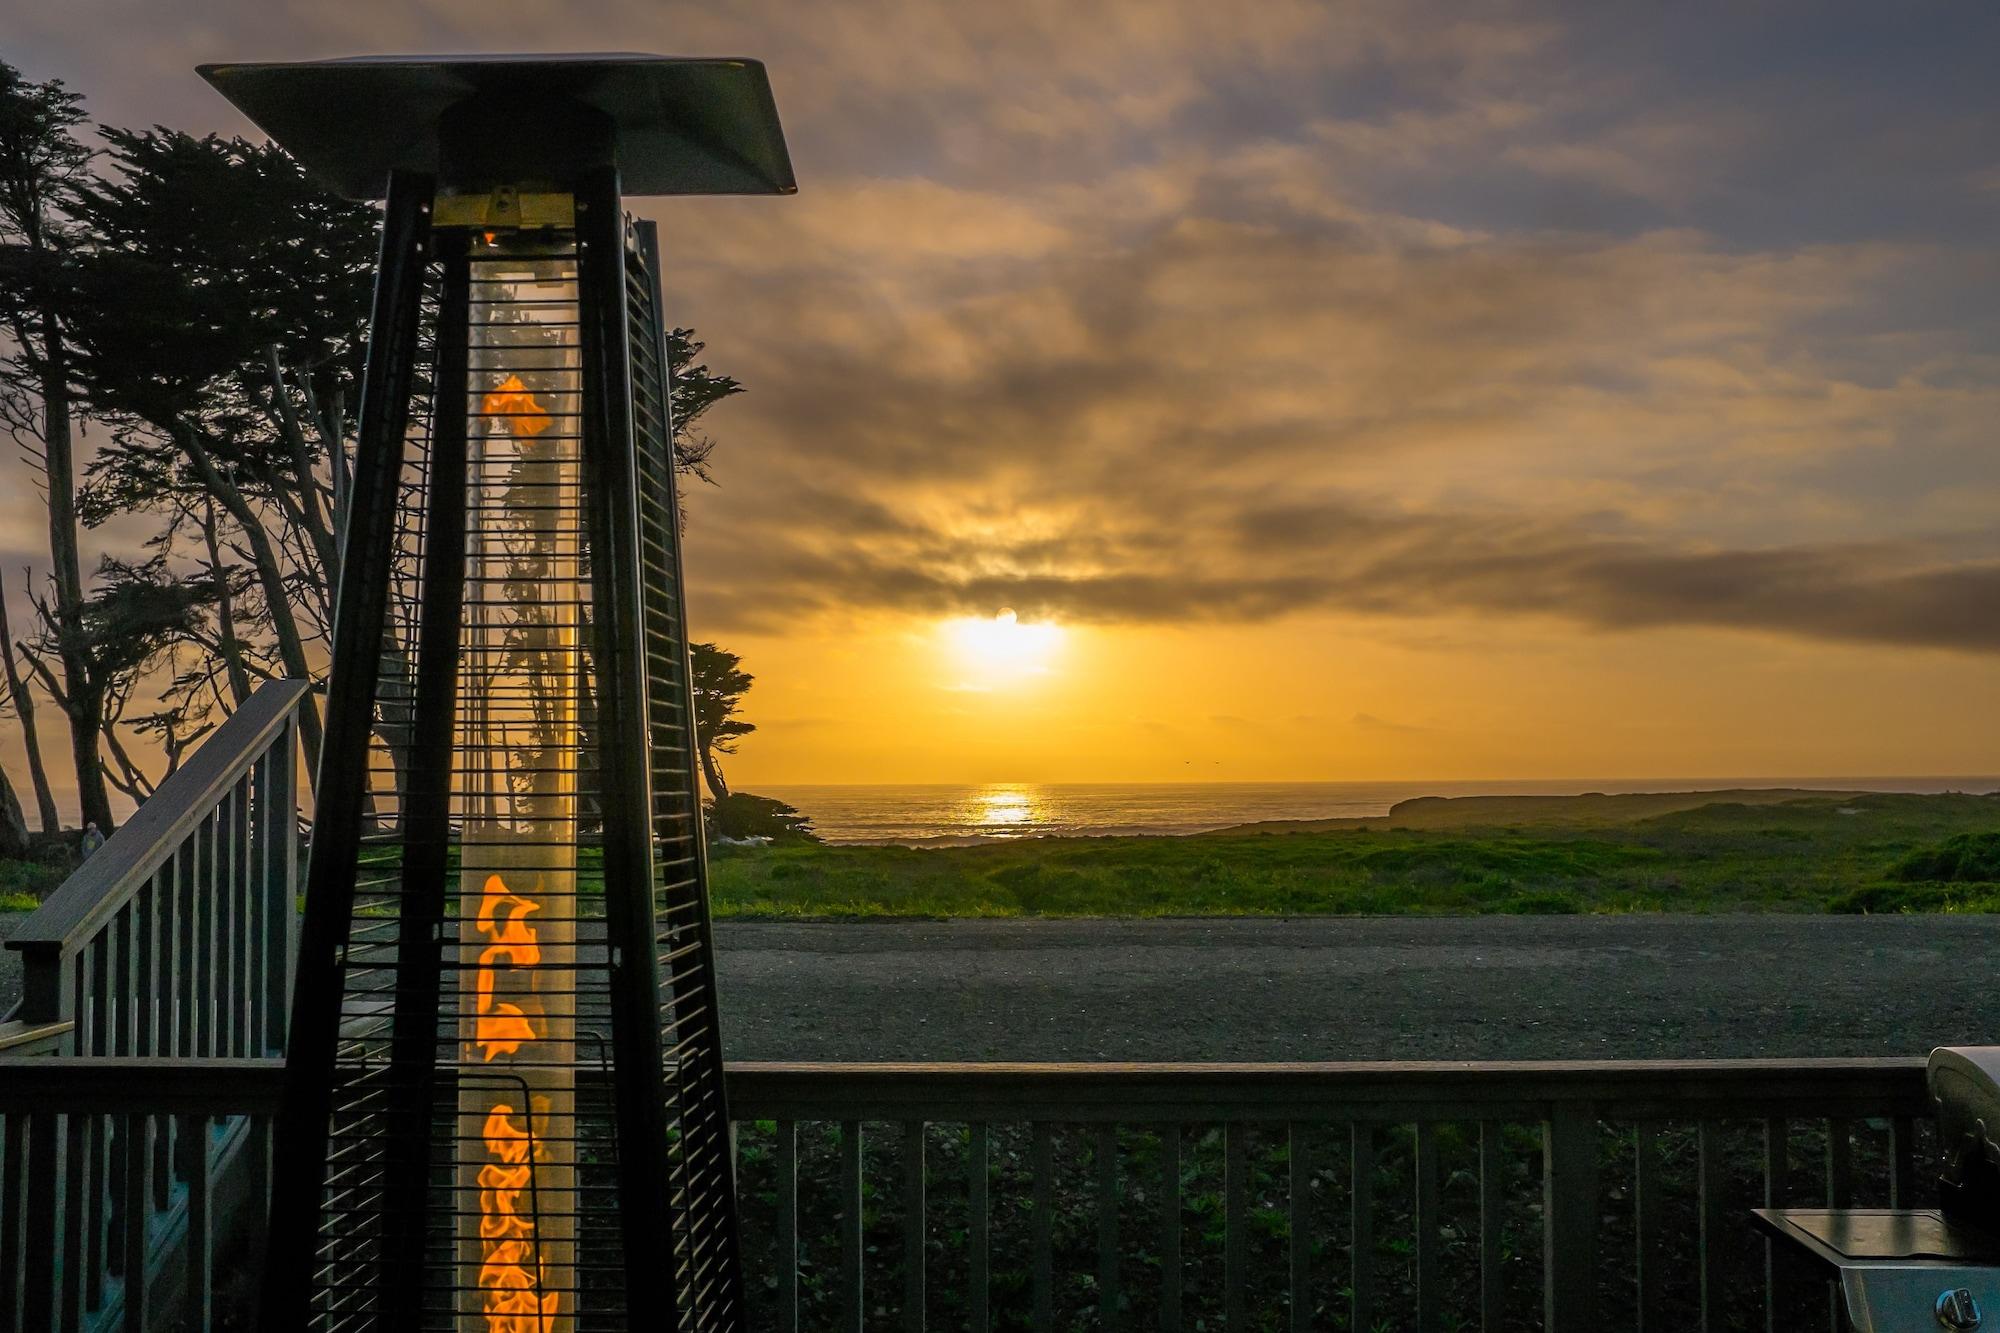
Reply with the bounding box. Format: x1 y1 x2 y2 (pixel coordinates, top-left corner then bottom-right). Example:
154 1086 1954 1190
0 86 751 816
0 61 106 827
663 330 742 481
64 127 380 784
689 641 755 802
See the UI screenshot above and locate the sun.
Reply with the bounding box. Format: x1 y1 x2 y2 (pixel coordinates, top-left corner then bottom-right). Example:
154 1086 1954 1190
943 609 1064 685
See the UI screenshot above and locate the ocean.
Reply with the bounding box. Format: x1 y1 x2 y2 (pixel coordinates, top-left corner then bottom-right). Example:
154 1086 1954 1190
760 777 2000 845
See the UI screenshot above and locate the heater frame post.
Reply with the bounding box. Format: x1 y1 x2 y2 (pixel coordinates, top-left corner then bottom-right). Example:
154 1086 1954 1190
574 162 688 1328
634 214 749 1306
376 232 473 1323
260 169 435 1328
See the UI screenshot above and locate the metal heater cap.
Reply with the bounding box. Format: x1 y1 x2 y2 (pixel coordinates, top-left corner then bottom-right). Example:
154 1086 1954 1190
197 53 796 200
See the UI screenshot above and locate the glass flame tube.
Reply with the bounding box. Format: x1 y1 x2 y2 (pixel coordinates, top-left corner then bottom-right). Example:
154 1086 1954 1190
456 232 581 1332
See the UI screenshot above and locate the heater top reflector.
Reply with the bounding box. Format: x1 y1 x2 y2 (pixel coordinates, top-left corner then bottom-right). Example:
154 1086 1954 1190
198 53 795 200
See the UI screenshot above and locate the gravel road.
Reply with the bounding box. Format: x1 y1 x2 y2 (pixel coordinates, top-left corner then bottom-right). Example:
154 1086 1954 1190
6 913 1991 1061
709 915 1998 1061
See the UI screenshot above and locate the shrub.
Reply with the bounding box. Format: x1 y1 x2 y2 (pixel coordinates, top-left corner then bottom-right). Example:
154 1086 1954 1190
1890 831 2000 883
705 793 820 844
1829 882 1938 914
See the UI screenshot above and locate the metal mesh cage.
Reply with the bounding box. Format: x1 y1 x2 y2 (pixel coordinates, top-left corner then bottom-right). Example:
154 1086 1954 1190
266 174 742 1333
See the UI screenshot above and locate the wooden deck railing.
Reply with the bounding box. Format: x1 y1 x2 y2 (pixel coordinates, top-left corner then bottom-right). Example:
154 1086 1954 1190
0 680 307 1331
725 1059 1933 1333
0 1055 1933 1331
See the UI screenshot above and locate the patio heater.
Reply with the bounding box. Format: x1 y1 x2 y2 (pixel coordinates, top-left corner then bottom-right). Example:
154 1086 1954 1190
198 56 793 1331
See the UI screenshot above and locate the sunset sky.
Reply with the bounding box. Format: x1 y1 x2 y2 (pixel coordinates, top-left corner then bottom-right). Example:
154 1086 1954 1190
7 2 2000 799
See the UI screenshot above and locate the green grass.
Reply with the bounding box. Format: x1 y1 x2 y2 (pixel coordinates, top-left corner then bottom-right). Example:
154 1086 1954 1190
11 791 1984 923
708 791 2000 919
0 855 71 911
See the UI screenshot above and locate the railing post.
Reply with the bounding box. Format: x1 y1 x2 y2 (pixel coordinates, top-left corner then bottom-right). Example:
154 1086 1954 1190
1095 1125 1120 1329
1031 1122 1053 1331
776 1120 798 1333
1479 1121 1506 1332
179 1112 211 1331
841 1120 865 1333
19 1111 58 1328
15 945 75 1047
1160 1123 1182 1333
968 1122 990 1333
1415 1121 1441 1333
12 947 71 1330
1224 1122 1247 1333
257 716 299 1056
1542 1103 1597 1332
1636 1123 1665 1331
1698 1119 1727 1333
903 1120 926 1332
122 1110 150 1333
1350 1122 1376 1333
1287 1121 1312 1333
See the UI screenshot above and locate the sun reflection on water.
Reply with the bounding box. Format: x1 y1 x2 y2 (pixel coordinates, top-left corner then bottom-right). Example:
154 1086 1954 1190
972 785 1038 831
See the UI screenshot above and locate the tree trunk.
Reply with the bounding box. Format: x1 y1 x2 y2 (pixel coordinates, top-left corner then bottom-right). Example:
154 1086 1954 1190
263 346 341 580
699 742 730 803
200 502 255 708
63 697 108 831
182 429 325 786
0 762 28 858
0 590 61 832
38 316 110 831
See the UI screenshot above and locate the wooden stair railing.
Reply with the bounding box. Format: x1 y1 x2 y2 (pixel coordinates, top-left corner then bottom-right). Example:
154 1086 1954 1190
0 678 308 1331
4 678 307 1055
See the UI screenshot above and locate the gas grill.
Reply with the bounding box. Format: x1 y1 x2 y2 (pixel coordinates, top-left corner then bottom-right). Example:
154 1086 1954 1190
1757 1048 2000 1332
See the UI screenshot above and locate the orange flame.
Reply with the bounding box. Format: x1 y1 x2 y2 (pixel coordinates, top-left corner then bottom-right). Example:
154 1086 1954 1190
474 874 543 1062
482 374 552 438
479 1102 558 1331
472 874 556 1329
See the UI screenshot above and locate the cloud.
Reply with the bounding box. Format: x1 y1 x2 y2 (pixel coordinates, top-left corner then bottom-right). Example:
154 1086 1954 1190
672 137 1999 655
693 478 2000 653
5 0 1996 665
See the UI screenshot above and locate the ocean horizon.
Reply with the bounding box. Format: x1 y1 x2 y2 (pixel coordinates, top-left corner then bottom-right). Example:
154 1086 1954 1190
760 776 2000 845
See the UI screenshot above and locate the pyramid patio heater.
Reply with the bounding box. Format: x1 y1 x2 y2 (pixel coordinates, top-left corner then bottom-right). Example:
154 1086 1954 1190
198 56 793 1331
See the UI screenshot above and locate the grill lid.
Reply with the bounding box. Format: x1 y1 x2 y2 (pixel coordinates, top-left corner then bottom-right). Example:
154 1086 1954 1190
198 53 796 200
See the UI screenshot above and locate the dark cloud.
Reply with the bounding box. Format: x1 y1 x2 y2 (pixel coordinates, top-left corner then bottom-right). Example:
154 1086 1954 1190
673 147 1998 654
693 482 2000 654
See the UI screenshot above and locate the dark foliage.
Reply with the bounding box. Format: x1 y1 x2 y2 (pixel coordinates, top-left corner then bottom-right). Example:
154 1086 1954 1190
691 641 757 801
707 792 820 844
1892 831 2000 884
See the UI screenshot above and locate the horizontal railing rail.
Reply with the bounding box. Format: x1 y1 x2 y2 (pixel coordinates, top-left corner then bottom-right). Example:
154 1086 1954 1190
0 1056 1934 1332
8 1054 1922 1126
725 1057 1930 1120
0 1019 75 1055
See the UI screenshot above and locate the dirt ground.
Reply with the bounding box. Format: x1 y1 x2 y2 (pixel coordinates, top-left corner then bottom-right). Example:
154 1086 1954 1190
5 912 1991 1061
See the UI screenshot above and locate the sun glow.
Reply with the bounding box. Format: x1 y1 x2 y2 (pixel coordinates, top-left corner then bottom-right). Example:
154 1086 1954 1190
944 609 1064 685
